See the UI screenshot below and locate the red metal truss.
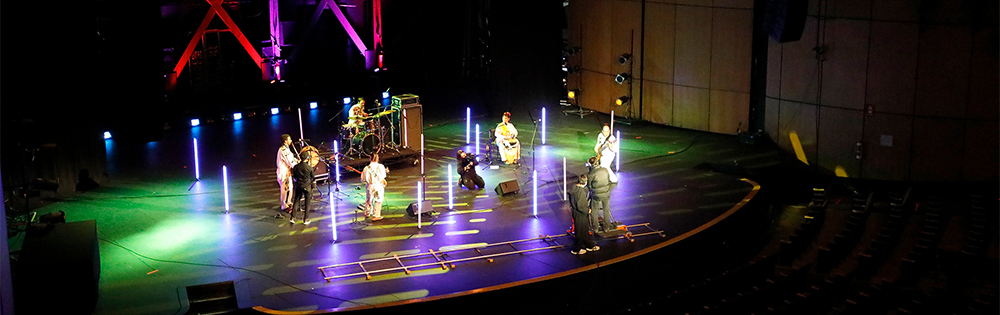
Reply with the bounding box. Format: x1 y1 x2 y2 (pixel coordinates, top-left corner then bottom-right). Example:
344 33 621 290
167 0 263 89
309 0 368 55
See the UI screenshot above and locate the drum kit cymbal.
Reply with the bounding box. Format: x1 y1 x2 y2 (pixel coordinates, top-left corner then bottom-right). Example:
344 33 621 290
341 109 399 158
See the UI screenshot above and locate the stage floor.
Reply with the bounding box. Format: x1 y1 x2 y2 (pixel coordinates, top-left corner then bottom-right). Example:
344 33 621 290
25 106 781 314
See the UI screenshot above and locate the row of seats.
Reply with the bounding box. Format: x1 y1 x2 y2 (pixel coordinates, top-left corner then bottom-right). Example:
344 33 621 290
621 185 997 315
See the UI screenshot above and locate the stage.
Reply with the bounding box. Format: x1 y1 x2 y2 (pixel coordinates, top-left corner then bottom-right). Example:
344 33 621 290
20 106 784 314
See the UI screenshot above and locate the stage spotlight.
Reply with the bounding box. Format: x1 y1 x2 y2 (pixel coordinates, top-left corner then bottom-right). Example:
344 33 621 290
615 73 631 84
382 91 390 99
615 96 630 106
103 131 112 139
617 53 631 65
233 113 242 120
310 102 318 109
270 107 279 115
568 89 579 99
343 97 352 104
191 119 200 127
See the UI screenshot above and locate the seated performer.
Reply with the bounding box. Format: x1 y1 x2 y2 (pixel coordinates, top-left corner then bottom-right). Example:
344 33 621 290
594 124 619 183
456 150 485 190
347 98 369 134
494 112 520 164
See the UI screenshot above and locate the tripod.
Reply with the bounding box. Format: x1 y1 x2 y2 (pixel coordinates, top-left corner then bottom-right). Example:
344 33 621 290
563 98 593 118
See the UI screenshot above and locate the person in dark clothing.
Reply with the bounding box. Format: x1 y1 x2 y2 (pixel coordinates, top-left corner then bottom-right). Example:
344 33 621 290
456 150 486 190
588 156 616 233
290 151 319 224
569 174 599 255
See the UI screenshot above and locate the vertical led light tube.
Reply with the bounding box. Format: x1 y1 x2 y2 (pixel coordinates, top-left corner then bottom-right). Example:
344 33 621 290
330 192 338 242
542 107 547 145
334 142 341 184
466 107 471 144
420 134 425 175
617 130 621 172
223 166 230 213
563 157 567 201
297 108 304 142
448 164 454 209
417 181 423 229
532 170 538 217
193 138 201 180
475 124 480 156
610 109 615 131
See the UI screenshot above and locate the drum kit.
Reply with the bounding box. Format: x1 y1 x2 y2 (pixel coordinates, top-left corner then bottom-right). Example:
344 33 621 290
341 109 399 158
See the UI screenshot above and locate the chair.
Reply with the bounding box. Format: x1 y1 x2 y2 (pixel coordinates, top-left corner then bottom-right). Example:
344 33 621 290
485 129 499 165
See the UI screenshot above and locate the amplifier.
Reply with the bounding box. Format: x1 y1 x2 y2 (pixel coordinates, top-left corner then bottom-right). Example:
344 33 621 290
393 94 420 106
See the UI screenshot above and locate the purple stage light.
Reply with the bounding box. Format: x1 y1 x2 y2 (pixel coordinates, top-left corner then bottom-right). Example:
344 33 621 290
223 165 230 213
194 138 201 180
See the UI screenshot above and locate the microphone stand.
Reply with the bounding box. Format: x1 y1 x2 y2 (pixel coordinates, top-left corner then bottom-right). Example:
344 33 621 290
523 118 539 185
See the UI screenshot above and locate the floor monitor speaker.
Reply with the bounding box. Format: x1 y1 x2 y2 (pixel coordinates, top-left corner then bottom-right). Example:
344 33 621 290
494 180 520 196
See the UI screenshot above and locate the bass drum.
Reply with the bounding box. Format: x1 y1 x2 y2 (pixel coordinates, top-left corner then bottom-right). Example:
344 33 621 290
351 133 382 156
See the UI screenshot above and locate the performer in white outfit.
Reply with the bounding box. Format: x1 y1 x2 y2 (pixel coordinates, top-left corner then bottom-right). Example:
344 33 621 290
276 134 300 211
362 153 388 221
494 112 520 164
594 124 619 183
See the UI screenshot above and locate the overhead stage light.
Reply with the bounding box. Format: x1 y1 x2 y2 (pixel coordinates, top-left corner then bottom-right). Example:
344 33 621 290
271 107 279 115
615 96 630 106
103 131 112 139
310 102 318 109
567 89 579 99
343 97 352 104
617 53 631 65
615 73 631 84
382 91 390 99
191 119 200 127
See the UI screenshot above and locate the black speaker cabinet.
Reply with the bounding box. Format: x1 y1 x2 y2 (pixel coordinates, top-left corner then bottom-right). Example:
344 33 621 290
406 200 433 216
495 180 520 196
401 103 422 151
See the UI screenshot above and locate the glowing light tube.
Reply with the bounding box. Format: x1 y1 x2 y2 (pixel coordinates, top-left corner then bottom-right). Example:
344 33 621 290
533 170 538 217
193 138 201 180
542 107 547 145
421 134 425 175
563 157 567 201
223 165 230 213
330 191 338 242
298 108 304 142
475 124 480 156
417 181 423 229
616 130 621 172
466 107 471 144
334 142 341 183
448 164 454 209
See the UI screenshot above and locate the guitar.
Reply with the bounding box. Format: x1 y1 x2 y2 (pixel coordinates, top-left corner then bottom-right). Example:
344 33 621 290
345 165 387 187
595 133 616 163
